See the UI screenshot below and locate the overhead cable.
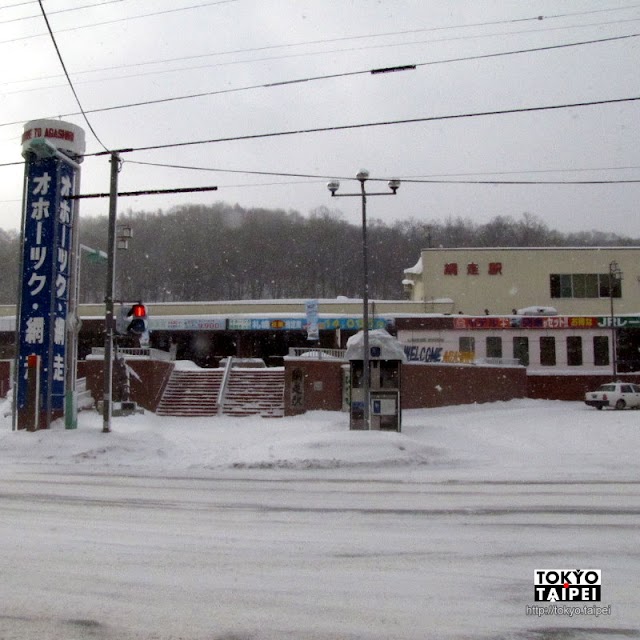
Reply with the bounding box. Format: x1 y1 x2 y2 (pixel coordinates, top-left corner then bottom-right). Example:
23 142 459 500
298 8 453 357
0 0 239 43
127 160 640 185
36 0 109 152
2 31 637 128
0 0 128 25
93 95 640 156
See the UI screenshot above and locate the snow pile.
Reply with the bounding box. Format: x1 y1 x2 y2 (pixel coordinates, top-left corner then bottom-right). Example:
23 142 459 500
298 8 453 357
2 397 640 481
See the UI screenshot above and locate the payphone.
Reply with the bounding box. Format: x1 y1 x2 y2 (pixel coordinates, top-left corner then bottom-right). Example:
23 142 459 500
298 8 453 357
345 329 406 431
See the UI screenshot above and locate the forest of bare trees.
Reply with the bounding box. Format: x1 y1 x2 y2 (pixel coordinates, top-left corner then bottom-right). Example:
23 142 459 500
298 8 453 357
0 203 637 305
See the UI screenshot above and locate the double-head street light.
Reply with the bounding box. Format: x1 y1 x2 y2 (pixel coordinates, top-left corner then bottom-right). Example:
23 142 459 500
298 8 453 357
327 170 400 429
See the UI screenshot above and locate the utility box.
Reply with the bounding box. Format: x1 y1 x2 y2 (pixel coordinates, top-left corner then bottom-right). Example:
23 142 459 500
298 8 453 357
345 329 406 431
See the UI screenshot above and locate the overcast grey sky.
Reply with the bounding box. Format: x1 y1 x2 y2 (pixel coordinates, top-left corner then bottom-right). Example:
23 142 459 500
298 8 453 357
1 0 639 235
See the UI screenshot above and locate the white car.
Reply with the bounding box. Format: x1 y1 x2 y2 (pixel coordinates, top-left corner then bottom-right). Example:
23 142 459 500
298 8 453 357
584 382 640 410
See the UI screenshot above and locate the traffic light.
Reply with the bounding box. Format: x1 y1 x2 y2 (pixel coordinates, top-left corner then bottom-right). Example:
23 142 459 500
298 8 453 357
126 302 148 336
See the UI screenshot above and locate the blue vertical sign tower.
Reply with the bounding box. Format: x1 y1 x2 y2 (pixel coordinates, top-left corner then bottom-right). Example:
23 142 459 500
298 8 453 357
16 120 85 430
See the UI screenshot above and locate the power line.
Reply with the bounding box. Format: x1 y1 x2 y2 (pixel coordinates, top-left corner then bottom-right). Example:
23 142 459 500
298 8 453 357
3 1 639 48
2 95 637 171
0 0 38 10
399 178 640 185
2 94 638 165
36 0 109 152
399 165 640 178
127 160 345 181
0 0 239 44
5 12 640 89
92 95 640 157
126 160 640 185
2 31 637 128
0 0 128 25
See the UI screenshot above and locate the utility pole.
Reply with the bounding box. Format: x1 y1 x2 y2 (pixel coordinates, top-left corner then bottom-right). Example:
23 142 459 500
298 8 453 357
102 152 120 433
609 260 622 378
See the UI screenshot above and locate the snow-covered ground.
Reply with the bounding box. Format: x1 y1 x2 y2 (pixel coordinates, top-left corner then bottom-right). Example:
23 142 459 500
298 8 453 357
0 398 638 639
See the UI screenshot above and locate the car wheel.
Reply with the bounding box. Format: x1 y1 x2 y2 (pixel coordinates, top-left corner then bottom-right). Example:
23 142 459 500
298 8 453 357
596 405 603 410
615 399 626 410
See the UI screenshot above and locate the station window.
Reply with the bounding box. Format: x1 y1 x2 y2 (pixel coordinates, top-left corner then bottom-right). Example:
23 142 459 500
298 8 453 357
459 337 475 354
513 337 529 367
599 273 622 298
486 336 502 359
593 336 610 366
567 336 583 366
540 337 556 366
550 273 621 299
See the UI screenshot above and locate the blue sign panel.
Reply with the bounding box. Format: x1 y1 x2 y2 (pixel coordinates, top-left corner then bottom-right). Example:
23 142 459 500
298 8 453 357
17 155 77 417
318 317 391 331
226 316 394 331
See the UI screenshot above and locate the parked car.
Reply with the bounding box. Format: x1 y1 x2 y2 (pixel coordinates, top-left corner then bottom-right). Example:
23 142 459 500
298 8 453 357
584 382 640 410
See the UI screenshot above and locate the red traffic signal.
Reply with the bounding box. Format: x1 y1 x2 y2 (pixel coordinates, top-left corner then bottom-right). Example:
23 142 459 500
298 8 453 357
126 303 148 335
131 303 146 318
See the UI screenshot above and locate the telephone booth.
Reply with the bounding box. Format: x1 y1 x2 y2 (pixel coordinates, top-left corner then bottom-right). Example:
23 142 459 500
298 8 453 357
345 329 406 431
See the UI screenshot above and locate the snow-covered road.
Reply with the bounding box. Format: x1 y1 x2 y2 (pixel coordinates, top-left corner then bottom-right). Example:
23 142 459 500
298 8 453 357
1 399 639 639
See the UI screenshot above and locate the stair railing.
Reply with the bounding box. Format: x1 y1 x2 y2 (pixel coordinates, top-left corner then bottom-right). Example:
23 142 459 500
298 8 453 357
217 356 234 415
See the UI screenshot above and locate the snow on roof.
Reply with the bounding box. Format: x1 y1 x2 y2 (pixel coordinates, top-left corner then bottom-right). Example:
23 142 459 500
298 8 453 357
403 256 423 275
517 306 558 316
345 329 407 362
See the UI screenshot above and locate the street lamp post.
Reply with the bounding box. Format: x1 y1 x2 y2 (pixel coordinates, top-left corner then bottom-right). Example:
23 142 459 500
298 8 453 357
609 260 623 377
327 170 400 429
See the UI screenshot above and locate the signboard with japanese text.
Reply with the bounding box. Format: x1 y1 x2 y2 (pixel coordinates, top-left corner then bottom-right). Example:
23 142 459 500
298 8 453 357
226 316 393 331
444 261 503 276
317 317 391 331
148 315 396 333
228 318 306 331
149 317 227 331
452 316 640 330
17 155 78 423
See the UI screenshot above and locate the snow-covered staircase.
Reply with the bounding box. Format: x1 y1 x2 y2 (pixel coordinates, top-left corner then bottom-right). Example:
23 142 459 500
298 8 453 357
156 369 223 417
156 367 285 418
222 368 285 418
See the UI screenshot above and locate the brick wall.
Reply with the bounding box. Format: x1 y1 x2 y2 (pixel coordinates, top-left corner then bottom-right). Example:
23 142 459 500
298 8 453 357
283 360 528 415
83 359 174 412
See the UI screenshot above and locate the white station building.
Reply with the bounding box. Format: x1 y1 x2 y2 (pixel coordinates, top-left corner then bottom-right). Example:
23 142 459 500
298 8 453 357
400 247 640 373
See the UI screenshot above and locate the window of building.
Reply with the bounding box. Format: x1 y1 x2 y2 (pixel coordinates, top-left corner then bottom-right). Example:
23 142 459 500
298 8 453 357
550 273 621 299
540 337 556 366
459 337 475 354
486 336 502 358
567 336 583 366
593 336 610 366
599 273 622 298
572 274 599 298
513 337 529 366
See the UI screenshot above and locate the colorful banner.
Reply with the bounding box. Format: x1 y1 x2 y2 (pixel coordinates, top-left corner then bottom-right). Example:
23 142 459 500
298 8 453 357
227 316 393 331
453 316 640 330
149 317 226 331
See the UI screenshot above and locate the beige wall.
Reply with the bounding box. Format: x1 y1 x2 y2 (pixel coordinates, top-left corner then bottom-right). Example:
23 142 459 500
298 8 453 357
406 247 640 316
